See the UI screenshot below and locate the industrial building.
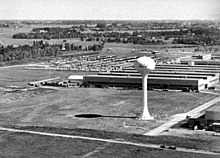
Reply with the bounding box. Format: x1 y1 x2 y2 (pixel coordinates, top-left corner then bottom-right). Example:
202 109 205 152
180 54 220 65
82 75 211 92
66 57 220 92
98 71 219 87
206 105 220 124
92 60 220 91
188 103 220 132
67 75 84 83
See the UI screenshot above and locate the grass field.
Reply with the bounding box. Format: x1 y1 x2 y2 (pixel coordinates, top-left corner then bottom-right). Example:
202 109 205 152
3 125 220 154
0 66 97 87
0 26 33 45
1 130 218 158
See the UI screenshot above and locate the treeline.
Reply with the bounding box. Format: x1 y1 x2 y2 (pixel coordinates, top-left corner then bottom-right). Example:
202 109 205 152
173 36 220 45
13 27 81 39
12 26 186 40
0 40 104 62
172 27 220 45
57 41 104 51
12 26 220 46
0 44 62 62
0 23 9 28
83 30 187 39
104 37 163 45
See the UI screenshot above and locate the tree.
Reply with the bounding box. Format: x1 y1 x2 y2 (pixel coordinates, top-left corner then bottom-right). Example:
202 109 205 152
96 23 106 29
0 54 3 62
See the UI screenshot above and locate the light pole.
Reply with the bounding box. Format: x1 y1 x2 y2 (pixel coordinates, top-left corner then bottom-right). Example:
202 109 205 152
134 56 155 120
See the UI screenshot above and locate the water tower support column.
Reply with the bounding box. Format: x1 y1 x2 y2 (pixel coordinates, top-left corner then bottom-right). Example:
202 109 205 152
140 74 153 120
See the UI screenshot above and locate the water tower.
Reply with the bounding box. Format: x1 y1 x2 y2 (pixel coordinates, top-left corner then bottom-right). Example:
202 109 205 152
134 56 155 120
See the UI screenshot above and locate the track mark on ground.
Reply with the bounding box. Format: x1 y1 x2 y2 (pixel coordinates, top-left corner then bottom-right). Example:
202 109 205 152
83 143 110 157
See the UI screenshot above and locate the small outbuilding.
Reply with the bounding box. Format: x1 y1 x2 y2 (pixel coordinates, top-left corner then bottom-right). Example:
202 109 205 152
68 75 84 83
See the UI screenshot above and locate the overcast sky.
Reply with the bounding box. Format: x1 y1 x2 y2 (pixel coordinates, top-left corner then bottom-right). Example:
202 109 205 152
0 0 219 20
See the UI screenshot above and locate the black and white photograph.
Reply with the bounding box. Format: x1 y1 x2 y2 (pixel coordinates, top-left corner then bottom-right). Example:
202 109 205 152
0 0 220 157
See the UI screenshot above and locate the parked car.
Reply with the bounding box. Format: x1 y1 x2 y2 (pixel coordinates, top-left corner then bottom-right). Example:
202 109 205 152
168 146 176 150
160 144 166 148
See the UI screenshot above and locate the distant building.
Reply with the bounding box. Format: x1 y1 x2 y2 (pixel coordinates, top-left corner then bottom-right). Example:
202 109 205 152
39 29 48 33
68 75 84 83
192 54 212 60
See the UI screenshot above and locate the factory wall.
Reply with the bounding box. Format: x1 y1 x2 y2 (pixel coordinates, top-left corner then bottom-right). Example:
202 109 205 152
83 75 204 91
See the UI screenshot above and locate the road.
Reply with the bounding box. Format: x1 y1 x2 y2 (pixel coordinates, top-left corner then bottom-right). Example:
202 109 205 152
145 96 220 136
0 63 44 69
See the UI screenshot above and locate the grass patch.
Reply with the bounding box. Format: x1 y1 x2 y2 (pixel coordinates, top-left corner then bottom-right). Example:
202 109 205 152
0 66 95 87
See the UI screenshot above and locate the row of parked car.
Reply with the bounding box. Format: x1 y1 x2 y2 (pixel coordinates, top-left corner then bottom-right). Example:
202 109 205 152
160 144 177 150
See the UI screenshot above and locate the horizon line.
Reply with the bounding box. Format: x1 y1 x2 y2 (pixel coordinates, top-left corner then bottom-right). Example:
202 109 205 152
0 19 219 22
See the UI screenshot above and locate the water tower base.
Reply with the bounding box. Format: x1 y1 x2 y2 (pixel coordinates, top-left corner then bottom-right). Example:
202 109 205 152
139 115 154 121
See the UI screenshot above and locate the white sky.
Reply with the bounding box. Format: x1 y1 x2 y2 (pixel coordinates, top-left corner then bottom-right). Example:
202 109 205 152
0 0 219 20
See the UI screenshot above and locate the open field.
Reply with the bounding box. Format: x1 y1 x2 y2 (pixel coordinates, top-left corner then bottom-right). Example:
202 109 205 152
0 26 35 46
0 67 73 87
3 125 220 153
1 86 215 134
0 24 74 38
0 66 97 87
1 130 219 158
